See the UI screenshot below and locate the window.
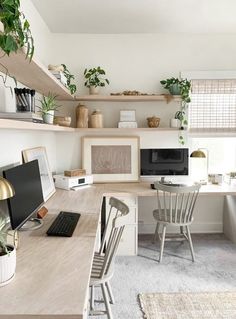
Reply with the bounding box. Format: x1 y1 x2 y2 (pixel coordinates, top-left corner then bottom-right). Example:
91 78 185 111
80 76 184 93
189 79 236 132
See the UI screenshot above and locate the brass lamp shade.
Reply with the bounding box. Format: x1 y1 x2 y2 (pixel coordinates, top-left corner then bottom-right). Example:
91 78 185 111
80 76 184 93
190 150 206 158
0 176 15 200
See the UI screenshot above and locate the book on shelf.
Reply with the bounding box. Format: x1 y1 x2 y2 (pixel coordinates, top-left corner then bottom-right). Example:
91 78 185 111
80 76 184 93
49 70 67 87
118 121 138 128
0 112 43 123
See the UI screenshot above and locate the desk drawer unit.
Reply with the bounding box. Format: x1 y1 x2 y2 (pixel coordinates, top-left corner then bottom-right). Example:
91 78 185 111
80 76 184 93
105 195 138 256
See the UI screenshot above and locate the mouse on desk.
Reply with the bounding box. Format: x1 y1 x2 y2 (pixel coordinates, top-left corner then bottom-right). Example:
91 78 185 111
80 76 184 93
150 183 155 189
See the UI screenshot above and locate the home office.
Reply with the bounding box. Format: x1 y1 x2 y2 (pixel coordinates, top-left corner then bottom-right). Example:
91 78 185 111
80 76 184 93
0 1 236 318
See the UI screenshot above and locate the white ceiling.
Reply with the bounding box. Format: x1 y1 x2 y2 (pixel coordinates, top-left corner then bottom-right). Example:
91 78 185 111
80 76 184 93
32 0 236 34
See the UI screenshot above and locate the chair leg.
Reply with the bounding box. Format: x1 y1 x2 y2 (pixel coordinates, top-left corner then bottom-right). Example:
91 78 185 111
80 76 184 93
105 281 115 304
159 225 166 263
101 283 113 319
186 226 195 262
180 226 184 234
90 285 95 311
153 222 160 243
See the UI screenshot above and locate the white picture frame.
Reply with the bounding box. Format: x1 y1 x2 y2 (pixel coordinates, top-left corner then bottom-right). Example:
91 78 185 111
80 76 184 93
82 136 140 183
22 147 55 201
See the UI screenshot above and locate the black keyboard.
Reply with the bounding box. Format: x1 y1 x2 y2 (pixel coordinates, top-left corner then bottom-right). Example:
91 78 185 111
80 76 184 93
46 211 81 237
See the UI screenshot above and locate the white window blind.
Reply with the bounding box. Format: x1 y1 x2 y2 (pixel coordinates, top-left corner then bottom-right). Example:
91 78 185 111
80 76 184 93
189 79 236 132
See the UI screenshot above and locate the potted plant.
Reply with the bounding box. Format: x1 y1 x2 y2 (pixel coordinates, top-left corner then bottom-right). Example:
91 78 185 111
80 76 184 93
0 229 16 287
61 64 77 95
161 77 191 144
38 93 60 124
0 0 34 91
84 66 109 94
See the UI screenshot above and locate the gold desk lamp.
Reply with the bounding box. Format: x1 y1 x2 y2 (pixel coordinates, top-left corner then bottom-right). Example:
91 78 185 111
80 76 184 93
0 176 15 200
190 149 208 184
0 177 17 248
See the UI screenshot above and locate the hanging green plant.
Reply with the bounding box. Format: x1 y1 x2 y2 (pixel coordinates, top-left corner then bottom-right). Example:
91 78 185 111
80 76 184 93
0 0 34 59
0 0 34 93
160 77 191 145
61 64 77 95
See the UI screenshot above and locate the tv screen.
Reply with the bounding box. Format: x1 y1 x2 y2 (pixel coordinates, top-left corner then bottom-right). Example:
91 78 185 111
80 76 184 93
140 148 189 176
3 160 44 230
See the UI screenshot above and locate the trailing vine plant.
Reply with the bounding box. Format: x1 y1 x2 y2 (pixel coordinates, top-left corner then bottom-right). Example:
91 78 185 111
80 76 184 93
61 64 77 95
0 0 34 92
160 77 191 145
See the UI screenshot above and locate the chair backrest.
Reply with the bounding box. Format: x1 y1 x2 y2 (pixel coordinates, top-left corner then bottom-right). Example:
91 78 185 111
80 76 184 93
99 197 129 278
154 182 201 225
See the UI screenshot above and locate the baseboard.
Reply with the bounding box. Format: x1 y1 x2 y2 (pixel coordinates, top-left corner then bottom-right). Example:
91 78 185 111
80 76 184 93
138 222 223 234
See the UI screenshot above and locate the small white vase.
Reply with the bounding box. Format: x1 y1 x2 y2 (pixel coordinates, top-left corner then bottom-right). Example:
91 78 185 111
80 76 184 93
89 86 100 95
0 245 16 287
170 118 181 128
43 110 54 124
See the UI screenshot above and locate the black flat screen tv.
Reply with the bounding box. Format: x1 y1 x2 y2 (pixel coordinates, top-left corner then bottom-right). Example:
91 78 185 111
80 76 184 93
140 148 189 176
3 160 44 230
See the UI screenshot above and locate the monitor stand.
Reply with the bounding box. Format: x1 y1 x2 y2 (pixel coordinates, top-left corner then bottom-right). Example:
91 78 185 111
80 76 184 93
20 218 43 231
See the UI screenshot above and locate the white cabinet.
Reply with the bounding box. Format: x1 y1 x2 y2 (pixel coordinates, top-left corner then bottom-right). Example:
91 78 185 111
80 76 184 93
105 195 138 256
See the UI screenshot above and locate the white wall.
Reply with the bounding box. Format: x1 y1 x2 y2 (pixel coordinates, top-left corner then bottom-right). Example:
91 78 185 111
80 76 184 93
1 3 236 233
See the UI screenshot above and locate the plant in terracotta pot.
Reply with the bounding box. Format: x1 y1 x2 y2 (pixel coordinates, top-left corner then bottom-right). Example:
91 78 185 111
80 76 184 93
38 93 60 124
84 66 109 94
0 0 34 91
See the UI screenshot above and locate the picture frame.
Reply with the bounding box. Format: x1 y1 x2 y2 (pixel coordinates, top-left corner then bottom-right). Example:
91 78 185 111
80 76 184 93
82 136 140 183
22 146 55 201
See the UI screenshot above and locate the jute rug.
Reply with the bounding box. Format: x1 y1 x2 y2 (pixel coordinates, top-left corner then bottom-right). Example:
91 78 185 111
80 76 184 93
138 292 236 319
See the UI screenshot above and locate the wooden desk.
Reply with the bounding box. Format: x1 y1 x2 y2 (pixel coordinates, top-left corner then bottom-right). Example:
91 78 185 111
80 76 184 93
0 182 236 318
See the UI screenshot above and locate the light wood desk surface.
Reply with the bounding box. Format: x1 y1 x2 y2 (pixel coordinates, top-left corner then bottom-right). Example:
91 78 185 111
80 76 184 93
0 182 235 318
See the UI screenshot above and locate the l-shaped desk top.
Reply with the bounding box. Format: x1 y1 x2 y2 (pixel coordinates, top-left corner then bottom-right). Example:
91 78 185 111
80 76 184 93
0 182 235 319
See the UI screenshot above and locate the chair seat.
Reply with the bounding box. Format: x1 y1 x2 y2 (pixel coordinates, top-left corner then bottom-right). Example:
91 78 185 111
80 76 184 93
90 252 113 286
153 209 193 225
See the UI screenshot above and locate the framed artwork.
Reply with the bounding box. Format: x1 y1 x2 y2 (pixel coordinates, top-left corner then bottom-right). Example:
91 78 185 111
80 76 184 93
22 147 55 201
82 136 140 182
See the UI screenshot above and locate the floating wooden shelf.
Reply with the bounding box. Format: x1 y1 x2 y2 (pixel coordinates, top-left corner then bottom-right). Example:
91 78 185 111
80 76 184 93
0 119 75 132
0 119 180 133
75 94 182 102
74 127 179 132
0 50 74 100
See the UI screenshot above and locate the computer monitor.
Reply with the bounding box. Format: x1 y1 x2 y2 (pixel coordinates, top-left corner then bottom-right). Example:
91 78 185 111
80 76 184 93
3 160 44 230
140 148 189 176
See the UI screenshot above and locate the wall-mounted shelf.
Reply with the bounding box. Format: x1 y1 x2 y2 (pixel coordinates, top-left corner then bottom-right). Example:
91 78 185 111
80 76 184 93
0 50 74 100
0 119 180 133
75 94 181 102
74 127 179 132
0 119 75 132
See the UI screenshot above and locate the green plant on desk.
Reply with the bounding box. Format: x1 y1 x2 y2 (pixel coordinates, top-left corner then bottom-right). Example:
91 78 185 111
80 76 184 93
0 230 8 255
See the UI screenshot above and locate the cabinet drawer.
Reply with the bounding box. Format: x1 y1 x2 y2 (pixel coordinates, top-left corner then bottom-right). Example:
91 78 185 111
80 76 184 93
117 225 137 256
106 195 137 207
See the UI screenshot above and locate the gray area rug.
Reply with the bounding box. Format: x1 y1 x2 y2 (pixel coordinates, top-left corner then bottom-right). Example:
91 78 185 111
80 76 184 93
138 292 236 319
89 234 236 319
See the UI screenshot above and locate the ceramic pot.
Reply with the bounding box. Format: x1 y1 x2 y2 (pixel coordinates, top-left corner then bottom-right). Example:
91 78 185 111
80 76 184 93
170 118 181 128
0 245 16 287
90 110 103 128
169 84 181 95
89 86 100 95
43 110 54 124
76 104 89 128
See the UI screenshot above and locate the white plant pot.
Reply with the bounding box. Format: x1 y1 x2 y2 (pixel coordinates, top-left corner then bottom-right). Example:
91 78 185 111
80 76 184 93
170 118 181 128
89 86 100 95
0 245 16 287
43 111 54 124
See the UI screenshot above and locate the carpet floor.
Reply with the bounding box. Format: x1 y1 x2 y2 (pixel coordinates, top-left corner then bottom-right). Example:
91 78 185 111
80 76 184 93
89 234 236 319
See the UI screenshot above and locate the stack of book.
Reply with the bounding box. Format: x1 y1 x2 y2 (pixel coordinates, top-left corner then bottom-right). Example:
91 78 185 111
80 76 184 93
118 110 138 128
49 71 67 87
0 112 43 123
